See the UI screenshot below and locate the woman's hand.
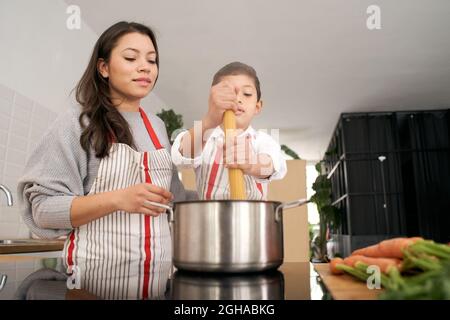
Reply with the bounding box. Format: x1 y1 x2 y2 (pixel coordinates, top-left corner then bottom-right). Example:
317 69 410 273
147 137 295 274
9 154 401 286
70 183 173 227
115 183 173 216
222 135 274 179
203 81 239 130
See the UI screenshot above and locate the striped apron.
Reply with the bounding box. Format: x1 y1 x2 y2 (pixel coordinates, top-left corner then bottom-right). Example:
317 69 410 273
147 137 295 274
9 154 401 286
63 108 172 299
65 258 172 300
200 140 266 200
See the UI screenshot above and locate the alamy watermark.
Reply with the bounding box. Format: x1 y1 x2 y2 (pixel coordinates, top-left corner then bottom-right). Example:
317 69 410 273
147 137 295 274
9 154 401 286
172 121 280 176
66 265 81 289
367 5 381 30
366 265 382 290
66 4 81 30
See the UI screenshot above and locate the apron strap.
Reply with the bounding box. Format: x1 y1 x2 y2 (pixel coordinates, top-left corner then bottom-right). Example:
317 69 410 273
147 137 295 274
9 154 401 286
139 107 163 150
66 230 76 267
138 108 162 298
106 108 163 150
204 146 265 200
205 145 223 200
256 182 263 196
139 107 167 299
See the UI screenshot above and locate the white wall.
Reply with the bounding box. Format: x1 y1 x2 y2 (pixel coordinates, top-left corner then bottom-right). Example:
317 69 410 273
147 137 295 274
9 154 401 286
0 1 169 239
0 0 90 239
0 0 169 115
0 0 97 113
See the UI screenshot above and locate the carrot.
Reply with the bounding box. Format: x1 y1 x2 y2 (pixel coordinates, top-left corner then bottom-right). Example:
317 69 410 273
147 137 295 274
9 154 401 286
351 243 380 257
344 255 402 273
351 237 423 259
329 258 345 275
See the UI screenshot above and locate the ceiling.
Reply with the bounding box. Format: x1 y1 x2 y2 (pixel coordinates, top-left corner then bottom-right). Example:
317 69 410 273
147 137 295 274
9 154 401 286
67 0 450 161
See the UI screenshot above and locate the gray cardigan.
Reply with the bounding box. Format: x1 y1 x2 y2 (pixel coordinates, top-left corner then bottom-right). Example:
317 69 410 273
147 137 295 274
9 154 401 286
17 105 196 239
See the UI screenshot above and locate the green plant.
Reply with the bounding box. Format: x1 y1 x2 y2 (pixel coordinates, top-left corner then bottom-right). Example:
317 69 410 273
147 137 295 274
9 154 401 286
281 145 300 159
309 161 341 262
308 223 315 260
156 108 184 143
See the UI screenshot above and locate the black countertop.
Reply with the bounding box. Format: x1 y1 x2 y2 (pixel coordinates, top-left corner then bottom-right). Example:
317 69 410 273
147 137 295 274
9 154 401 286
0 256 330 300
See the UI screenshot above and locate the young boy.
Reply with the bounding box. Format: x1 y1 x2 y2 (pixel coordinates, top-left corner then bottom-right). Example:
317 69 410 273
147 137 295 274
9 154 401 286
171 62 287 200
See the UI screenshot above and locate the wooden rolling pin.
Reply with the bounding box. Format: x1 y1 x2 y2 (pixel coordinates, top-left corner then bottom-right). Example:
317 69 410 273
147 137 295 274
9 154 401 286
223 110 246 200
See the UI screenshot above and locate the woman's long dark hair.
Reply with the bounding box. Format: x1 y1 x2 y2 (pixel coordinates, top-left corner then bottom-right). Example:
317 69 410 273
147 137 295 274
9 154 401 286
76 21 159 158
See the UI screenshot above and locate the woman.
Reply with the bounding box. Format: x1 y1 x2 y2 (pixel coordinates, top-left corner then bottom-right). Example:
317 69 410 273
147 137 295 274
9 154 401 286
18 22 192 295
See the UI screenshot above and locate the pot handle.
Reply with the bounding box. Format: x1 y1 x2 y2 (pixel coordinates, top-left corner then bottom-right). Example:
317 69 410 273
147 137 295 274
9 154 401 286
145 201 174 223
275 198 309 222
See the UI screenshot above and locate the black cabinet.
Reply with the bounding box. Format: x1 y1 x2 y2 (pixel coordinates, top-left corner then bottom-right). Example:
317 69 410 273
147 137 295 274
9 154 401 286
324 110 450 256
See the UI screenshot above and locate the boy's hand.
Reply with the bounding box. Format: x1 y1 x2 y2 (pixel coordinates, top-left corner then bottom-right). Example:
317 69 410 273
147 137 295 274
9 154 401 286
203 81 239 129
221 135 274 179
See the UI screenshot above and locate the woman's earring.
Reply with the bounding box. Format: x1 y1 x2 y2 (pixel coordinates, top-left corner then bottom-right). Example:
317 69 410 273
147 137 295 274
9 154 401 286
98 70 108 79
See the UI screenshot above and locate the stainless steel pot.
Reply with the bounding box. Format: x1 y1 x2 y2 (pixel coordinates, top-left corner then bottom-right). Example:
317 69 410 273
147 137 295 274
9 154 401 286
152 198 309 273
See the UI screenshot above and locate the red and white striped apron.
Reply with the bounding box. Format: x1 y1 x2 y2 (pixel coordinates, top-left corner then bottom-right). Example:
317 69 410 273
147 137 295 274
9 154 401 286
63 108 172 299
200 141 266 200
66 258 172 300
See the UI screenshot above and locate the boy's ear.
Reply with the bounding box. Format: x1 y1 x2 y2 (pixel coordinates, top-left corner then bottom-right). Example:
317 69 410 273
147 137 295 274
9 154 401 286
97 58 109 78
255 100 263 115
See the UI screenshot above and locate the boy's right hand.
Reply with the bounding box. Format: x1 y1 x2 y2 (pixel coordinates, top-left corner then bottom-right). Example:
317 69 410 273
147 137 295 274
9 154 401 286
203 81 239 129
114 183 173 216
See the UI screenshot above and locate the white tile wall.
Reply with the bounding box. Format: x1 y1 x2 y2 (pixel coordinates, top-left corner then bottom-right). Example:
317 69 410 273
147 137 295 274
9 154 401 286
0 83 57 239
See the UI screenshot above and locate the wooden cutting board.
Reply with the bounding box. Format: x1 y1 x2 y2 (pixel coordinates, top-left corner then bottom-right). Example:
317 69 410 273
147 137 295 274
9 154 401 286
314 263 384 300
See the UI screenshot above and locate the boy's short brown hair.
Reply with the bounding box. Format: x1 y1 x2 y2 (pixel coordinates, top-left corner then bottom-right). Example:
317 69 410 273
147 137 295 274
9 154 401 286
212 61 261 101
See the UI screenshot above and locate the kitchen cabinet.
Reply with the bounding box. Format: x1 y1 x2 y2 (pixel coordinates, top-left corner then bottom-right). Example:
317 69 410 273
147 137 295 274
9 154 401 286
324 110 450 256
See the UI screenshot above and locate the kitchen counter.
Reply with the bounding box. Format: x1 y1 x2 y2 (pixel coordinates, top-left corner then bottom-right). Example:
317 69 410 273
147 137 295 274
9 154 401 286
0 239 65 254
0 255 331 300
